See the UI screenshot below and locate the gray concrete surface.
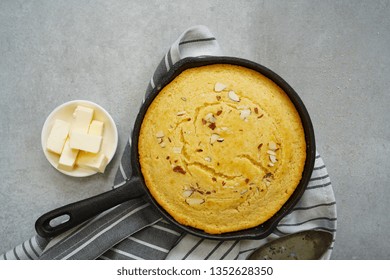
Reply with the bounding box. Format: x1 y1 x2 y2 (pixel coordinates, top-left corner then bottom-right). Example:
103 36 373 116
0 0 389 259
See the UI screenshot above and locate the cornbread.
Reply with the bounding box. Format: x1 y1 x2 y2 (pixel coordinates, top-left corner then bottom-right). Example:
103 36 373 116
139 64 306 234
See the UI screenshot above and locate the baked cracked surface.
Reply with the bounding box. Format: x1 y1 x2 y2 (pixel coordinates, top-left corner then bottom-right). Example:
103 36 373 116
138 64 306 234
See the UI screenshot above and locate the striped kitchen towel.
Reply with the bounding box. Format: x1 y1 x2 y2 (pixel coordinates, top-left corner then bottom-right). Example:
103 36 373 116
0 25 336 260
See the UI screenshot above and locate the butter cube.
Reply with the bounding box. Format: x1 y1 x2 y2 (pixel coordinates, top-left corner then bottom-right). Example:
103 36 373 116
88 120 104 136
58 138 79 171
69 132 102 153
77 153 108 173
71 106 94 134
46 119 70 154
76 120 108 172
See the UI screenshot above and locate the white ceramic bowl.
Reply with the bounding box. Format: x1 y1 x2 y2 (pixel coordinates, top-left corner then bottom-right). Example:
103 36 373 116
41 100 118 177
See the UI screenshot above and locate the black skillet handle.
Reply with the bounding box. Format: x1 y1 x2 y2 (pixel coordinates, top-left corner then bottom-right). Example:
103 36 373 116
35 176 144 238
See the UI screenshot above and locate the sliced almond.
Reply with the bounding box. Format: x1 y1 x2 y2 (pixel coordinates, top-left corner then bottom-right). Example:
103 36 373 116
214 82 226 92
205 113 216 123
240 109 251 120
269 141 277 150
159 142 166 148
217 137 224 142
267 150 276 156
204 156 212 162
263 176 272 185
228 90 240 102
268 162 275 167
210 133 220 144
176 111 187 116
172 147 182 154
156 131 165 138
185 198 205 205
269 154 277 163
182 189 194 198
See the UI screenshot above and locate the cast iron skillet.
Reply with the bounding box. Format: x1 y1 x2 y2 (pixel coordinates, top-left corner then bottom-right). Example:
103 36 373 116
35 56 316 240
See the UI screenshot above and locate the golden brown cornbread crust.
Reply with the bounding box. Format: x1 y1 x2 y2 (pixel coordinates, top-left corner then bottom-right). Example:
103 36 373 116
138 64 306 234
